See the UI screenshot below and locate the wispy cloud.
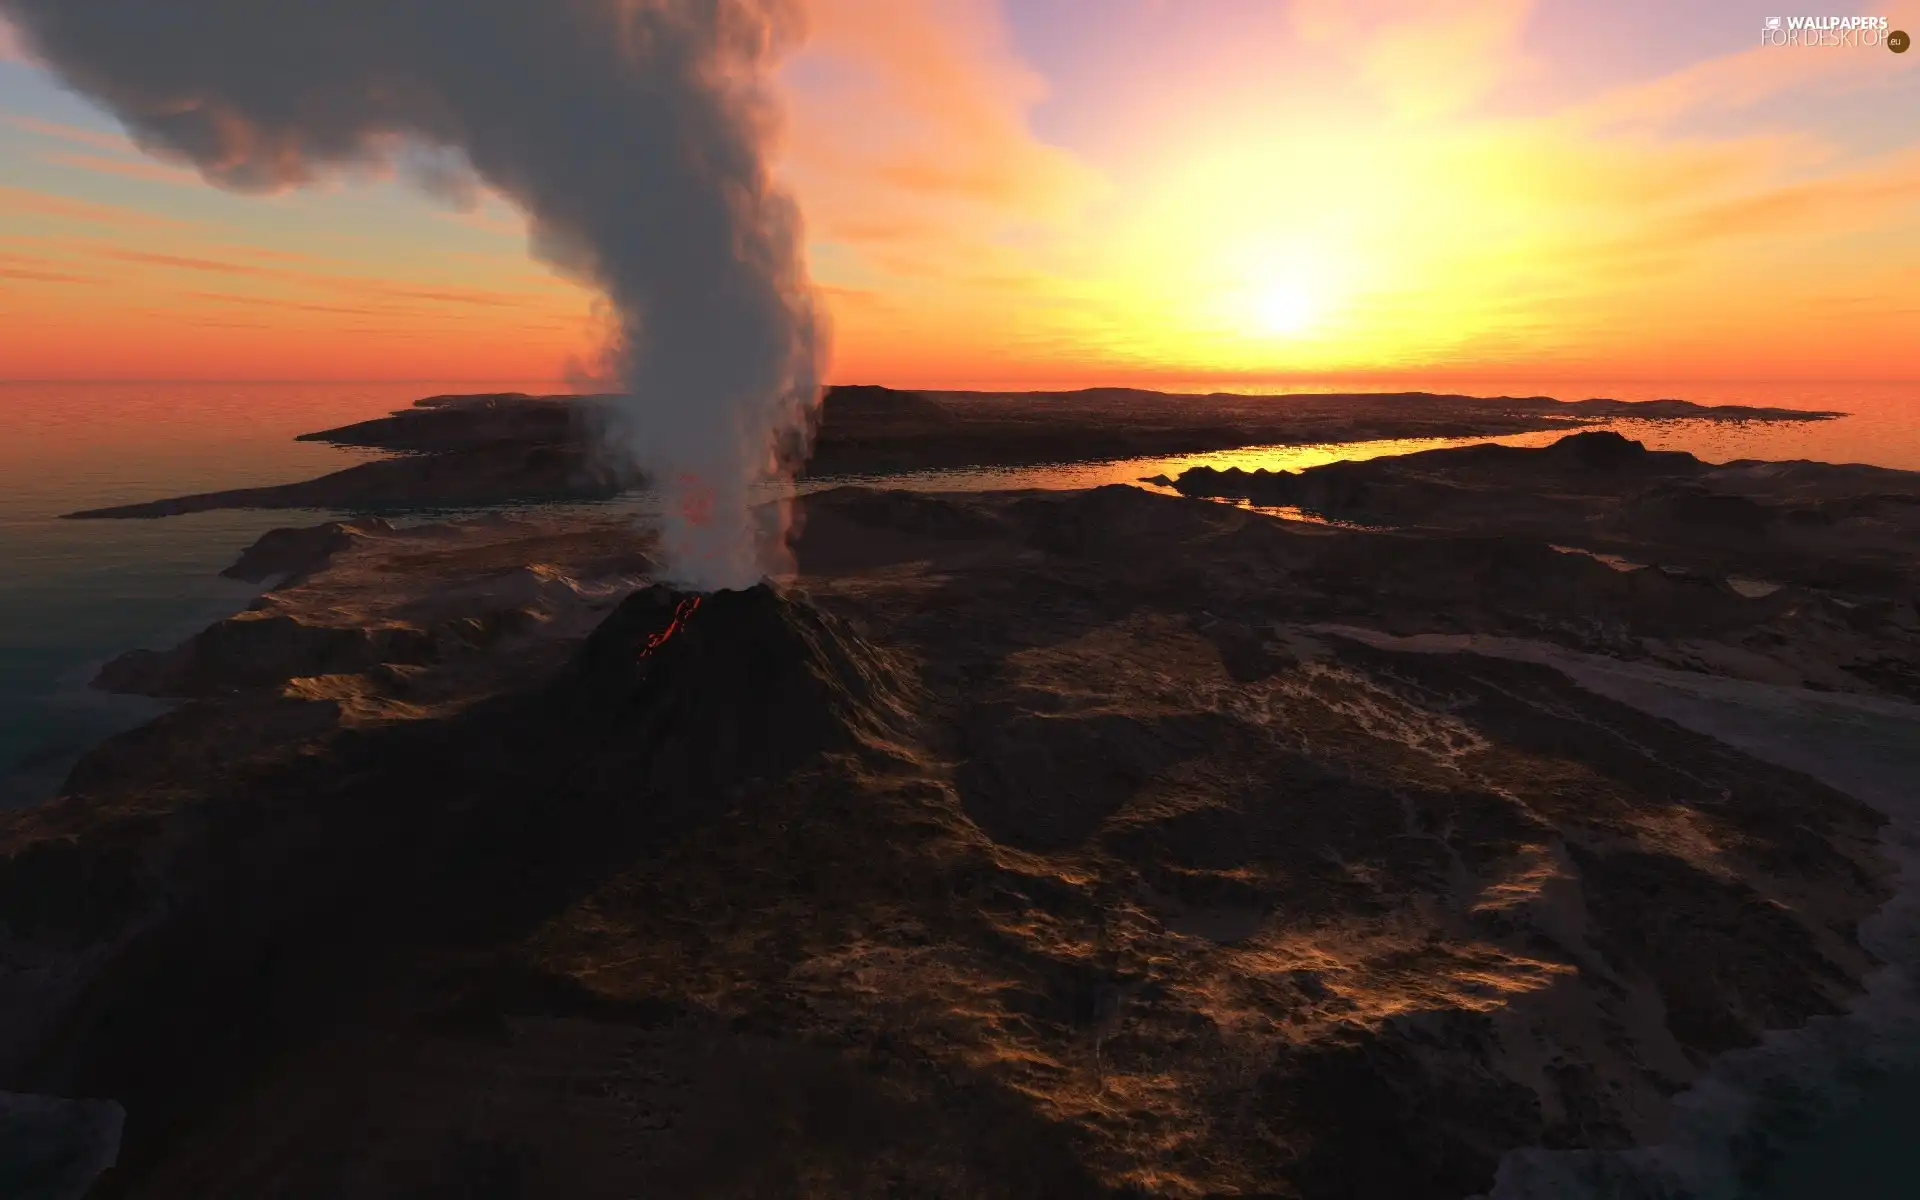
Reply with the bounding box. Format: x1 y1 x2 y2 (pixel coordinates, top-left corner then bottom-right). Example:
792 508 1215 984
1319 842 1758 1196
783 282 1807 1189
102 248 274 276
435 204 525 236
185 290 382 317
94 241 542 309
788 0 1105 227
1571 0 1920 133
47 151 200 186
776 0 1117 378
0 184 193 230
179 317 273 330
1654 148 1920 246
813 216 935 246
0 250 99 284
4 114 205 185
221 243 333 266
3 113 132 152
815 283 896 314
365 284 527 307
0 266 96 282
1294 0 1539 121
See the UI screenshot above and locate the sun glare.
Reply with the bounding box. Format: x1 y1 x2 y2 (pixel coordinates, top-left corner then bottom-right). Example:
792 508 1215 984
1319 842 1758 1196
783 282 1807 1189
1251 281 1319 337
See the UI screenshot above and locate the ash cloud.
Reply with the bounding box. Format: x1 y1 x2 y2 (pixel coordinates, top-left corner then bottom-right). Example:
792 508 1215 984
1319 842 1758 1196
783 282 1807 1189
1 0 829 590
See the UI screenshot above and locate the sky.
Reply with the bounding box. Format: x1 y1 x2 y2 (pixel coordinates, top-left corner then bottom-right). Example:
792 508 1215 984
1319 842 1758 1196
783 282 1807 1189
0 0 1916 386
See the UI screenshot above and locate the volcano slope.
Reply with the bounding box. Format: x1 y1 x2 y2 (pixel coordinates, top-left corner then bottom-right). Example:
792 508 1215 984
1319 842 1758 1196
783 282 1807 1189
1 471 1912 1198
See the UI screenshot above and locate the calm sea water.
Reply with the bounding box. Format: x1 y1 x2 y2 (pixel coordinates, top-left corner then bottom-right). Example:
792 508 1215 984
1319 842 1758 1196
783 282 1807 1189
0 382 553 806
0 378 1916 1192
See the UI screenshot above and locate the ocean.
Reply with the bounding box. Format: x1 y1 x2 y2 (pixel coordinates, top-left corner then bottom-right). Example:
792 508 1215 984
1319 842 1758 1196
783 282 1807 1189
1 378 1916 1197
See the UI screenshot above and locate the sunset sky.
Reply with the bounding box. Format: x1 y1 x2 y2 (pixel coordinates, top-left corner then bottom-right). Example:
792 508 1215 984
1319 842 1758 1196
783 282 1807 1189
1 0 1916 386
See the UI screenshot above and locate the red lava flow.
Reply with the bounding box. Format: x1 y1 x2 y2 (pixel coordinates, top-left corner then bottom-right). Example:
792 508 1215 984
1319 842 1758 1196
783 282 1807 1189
638 595 704 660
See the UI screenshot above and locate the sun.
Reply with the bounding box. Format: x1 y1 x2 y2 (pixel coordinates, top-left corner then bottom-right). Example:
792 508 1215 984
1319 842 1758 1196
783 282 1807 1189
1249 280 1320 337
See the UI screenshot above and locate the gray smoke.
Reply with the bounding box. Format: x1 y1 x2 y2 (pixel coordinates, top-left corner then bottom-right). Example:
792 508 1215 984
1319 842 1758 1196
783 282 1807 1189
1 0 828 589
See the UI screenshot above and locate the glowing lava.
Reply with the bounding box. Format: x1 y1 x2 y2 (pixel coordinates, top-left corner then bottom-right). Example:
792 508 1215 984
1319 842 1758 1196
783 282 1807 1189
638 595 704 660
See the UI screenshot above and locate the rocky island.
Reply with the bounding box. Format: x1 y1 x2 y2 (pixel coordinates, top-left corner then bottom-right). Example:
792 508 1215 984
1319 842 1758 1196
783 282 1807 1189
5 396 1917 1199
61 386 1838 520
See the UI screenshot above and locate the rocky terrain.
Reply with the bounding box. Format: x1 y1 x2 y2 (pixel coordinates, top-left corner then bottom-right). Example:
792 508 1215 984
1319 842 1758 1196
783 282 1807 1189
1166 430 1920 683
4 429 1915 1198
62 387 1835 519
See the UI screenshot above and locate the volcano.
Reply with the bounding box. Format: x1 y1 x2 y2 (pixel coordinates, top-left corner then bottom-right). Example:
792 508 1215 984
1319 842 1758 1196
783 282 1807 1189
538 583 917 824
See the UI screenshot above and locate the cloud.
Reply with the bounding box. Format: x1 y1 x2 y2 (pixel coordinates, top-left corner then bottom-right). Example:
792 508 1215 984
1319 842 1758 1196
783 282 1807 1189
1571 0 1920 133
810 216 932 246
1645 147 1920 247
435 204 526 236
0 17 25 62
46 151 200 185
0 249 98 283
186 290 382 317
3 113 131 150
773 0 1111 380
0 266 95 282
92 241 544 308
363 284 526 307
221 244 331 266
179 317 272 329
100 247 273 275
0 183 191 229
785 0 1104 226
5 115 207 183
1293 0 1538 120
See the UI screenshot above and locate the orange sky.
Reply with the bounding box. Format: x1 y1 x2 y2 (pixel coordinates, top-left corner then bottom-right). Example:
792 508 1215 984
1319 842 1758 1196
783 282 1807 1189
1 0 1917 385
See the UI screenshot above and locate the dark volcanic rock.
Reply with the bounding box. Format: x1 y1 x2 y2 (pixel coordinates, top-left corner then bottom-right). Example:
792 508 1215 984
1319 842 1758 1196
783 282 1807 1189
0 1091 123 1200
93 612 442 697
2 582 930 1196
1173 430 1920 598
1620 482 1780 537
221 518 394 584
64 441 639 520
546 584 917 814
814 384 964 435
297 392 604 452
1537 428 1689 469
1258 1012 1549 1198
1547 396 1839 421
956 708 1223 852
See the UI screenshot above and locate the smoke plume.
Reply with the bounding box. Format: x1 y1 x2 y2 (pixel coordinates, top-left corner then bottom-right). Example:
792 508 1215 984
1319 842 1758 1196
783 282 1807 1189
0 0 828 590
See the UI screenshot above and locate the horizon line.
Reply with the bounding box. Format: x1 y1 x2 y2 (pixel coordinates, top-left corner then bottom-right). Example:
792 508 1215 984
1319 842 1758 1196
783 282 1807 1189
1 376 1915 388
